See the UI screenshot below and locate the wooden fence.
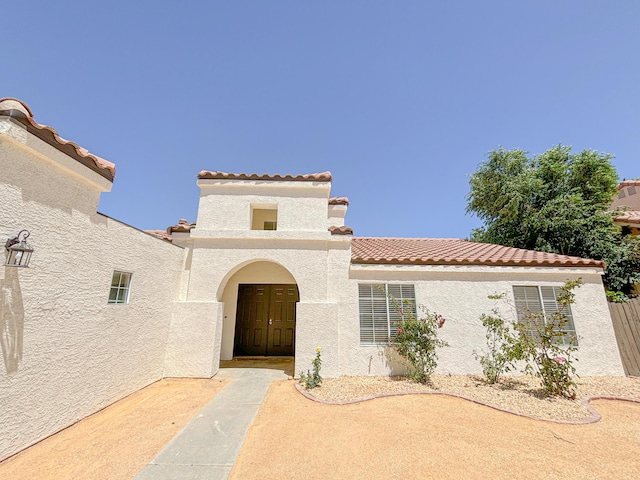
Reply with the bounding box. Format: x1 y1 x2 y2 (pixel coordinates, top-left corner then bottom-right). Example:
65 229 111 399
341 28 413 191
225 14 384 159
608 297 640 376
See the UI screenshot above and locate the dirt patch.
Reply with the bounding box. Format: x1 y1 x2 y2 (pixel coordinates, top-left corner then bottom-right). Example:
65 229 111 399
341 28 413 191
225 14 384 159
229 380 640 480
0 377 226 480
305 375 640 421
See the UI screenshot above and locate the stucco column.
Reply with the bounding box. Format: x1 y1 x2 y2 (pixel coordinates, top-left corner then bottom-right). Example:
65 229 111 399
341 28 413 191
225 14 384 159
295 302 339 378
164 301 224 378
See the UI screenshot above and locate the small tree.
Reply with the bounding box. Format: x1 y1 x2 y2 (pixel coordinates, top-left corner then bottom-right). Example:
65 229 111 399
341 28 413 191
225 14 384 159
466 145 638 296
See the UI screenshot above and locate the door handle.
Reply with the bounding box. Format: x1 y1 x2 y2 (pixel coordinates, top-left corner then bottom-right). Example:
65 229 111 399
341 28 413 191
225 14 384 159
269 319 273 325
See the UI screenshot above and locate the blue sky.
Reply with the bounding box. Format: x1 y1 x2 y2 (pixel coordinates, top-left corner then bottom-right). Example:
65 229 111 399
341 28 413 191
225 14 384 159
3 1 639 239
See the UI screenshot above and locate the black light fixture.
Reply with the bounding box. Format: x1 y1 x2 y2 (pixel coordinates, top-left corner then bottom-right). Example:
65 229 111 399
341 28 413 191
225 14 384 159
5 230 34 267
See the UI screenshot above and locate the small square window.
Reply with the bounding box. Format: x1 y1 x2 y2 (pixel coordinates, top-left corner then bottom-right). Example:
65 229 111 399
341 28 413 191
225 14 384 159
108 271 132 304
251 206 278 230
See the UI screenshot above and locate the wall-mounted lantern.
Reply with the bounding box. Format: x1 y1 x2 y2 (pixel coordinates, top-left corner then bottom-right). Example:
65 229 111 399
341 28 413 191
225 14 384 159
5 230 34 267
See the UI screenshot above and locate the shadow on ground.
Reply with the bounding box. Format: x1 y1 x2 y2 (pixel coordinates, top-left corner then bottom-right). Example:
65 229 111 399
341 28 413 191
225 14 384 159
220 356 294 377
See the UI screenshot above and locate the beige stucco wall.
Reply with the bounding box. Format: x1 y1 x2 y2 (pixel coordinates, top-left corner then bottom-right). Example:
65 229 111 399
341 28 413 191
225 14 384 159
611 184 640 210
195 179 331 232
0 126 185 461
165 236 349 378
327 204 347 228
342 264 624 377
164 178 351 378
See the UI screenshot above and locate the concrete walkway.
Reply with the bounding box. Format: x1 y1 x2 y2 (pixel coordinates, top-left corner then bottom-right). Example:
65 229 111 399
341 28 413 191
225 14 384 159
136 366 289 480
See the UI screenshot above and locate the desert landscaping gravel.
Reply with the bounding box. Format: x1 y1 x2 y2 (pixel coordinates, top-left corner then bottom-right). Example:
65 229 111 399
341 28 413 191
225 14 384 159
1 371 638 480
230 380 640 480
306 374 640 421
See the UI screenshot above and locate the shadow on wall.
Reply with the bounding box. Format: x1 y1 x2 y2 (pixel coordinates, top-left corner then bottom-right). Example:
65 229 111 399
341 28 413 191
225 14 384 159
1 267 24 374
381 345 407 376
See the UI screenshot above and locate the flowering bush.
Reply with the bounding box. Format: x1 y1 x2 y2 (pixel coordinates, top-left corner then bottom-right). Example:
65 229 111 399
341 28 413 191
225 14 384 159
476 280 582 399
473 294 524 384
513 281 581 399
299 347 323 390
393 304 448 384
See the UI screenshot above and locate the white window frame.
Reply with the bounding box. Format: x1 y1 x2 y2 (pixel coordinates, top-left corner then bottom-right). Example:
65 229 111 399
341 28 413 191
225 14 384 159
108 271 132 304
358 284 416 345
513 285 578 346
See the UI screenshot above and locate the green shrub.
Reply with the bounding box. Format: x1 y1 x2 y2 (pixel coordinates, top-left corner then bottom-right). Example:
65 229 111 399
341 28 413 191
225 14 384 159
393 305 448 384
299 347 323 390
475 280 582 399
473 295 524 384
514 279 582 399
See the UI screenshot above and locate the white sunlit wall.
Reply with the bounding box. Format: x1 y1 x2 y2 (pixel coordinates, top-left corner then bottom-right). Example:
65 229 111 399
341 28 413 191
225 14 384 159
0 113 185 462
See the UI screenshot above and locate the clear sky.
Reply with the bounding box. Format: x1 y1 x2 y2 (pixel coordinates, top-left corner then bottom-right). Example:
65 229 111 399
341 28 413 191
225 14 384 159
3 1 639 239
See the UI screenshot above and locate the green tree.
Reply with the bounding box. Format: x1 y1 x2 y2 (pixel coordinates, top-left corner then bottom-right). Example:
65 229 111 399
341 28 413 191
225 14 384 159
467 145 640 295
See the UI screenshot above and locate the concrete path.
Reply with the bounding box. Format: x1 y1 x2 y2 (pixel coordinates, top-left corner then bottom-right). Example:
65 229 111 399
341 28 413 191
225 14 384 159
136 367 288 480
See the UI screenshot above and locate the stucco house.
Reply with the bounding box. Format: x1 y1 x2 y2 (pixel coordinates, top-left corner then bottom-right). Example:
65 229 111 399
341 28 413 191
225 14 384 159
610 180 640 296
0 97 625 461
611 179 640 236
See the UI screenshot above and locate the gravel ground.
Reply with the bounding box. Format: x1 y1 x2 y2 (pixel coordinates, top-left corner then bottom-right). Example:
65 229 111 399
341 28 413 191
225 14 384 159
306 375 640 421
230 381 640 480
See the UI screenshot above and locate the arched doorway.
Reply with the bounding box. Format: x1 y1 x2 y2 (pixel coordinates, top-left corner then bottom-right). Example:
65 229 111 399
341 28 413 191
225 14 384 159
218 260 299 360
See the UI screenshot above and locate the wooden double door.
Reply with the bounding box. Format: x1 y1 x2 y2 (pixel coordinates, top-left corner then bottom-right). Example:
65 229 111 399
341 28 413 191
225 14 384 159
234 284 299 356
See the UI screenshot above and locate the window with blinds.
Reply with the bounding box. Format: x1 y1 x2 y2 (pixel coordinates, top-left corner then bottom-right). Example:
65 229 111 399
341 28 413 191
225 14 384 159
513 286 578 346
358 284 416 345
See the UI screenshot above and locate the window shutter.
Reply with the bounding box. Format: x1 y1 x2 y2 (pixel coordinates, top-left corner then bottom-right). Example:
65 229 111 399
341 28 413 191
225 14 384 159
513 286 543 342
514 285 578 346
358 285 375 344
540 286 577 346
359 284 416 344
372 291 389 343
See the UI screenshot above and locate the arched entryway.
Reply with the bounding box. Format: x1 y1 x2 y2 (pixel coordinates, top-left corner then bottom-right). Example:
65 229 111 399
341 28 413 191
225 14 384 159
218 260 299 361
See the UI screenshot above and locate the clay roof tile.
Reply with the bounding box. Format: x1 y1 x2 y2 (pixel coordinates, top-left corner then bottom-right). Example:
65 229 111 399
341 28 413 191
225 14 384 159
613 210 640 224
329 225 354 235
617 180 640 190
144 230 172 242
0 97 115 181
350 237 605 268
167 220 196 234
197 171 332 182
329 197 350 206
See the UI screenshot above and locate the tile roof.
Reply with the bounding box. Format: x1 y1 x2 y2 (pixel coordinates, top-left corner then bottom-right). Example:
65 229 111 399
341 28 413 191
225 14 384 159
168 219 196 234
617 180 640 190
350 237 605 268
329 226 354 235
198 171 332 182
145 219 196 242
613 211 640 225
144 230 172 242
329 197 350 206
0 97 115 181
